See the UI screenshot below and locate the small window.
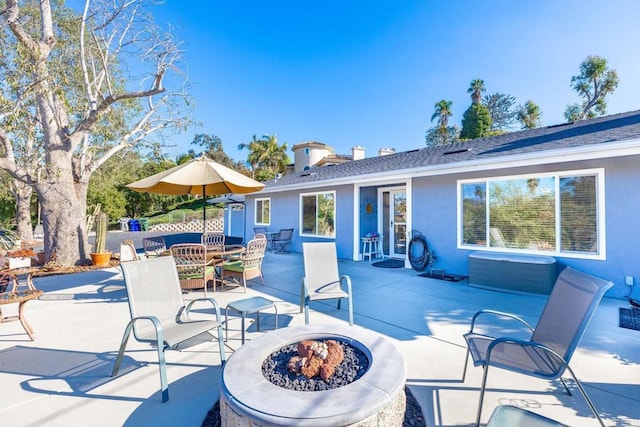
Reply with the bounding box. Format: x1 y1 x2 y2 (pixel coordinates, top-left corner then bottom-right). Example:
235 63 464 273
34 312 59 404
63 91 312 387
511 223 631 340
459 169 603 258
300 191 335 237
255 198 270 225
304 148 310 155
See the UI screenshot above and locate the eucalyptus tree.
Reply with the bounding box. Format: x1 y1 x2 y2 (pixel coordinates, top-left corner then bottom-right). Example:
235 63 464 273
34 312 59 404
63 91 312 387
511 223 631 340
564 55 619 121
518 100 543 129
0 0 192 266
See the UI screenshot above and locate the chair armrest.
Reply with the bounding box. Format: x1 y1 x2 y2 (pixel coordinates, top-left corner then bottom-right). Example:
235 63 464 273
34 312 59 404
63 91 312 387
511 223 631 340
316 280 342 292
340 274 352 296
185 297 223 323
469 309 534 334
126 315 165 345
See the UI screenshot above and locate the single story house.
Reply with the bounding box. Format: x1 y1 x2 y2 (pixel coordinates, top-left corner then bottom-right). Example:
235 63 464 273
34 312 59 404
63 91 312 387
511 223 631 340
244 110 640 299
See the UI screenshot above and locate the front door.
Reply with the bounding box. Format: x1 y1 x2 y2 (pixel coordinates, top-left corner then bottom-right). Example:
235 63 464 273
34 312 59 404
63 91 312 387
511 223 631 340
380 188 407 258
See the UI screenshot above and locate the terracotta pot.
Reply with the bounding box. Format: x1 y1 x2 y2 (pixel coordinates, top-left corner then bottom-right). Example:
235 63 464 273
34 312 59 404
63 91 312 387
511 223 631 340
90 252 112 267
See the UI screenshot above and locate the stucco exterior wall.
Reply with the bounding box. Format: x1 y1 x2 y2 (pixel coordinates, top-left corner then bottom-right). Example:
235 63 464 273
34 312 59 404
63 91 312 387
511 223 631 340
411 155 640 298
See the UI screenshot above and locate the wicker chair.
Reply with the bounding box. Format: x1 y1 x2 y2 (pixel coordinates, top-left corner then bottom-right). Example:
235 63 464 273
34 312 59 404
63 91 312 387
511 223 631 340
170 244 216 296
222 236 268 292
201 232 225 251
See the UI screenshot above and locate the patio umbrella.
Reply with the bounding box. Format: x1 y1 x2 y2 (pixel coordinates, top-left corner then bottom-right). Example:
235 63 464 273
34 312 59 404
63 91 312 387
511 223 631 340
126 155 264 233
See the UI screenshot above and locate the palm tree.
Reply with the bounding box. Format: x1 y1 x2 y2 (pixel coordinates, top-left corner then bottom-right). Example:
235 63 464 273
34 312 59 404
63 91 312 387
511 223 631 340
431 100 453 129
468 79 485 104
238 134 289 180
517 100 542 129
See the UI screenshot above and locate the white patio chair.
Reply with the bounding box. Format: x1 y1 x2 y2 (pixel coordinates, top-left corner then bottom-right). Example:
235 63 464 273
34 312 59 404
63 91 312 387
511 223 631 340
112 256 226 402
300 242 353 325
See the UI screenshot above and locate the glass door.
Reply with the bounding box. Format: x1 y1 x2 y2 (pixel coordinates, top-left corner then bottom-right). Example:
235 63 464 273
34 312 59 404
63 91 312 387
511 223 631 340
389 190 407 258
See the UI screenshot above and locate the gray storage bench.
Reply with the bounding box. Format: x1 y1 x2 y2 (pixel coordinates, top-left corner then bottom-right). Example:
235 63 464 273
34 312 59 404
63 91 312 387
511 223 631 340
469 252 557 295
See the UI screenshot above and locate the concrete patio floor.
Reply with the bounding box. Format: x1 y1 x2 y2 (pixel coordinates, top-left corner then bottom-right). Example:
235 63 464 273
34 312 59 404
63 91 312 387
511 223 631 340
1 249 638 426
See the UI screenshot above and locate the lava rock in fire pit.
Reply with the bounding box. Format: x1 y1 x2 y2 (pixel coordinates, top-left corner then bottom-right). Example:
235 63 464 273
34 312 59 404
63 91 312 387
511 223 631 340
263 339 368 391
287 340 345 380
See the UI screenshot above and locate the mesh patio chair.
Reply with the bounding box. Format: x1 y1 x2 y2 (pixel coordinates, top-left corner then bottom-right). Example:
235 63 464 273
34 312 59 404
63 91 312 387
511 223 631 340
272 228 294 253
201 232 225 251
223 235 268 293
300 242 353 325
170 243 217 296
112 256 226 402
463 267 613 426
142 236 166 258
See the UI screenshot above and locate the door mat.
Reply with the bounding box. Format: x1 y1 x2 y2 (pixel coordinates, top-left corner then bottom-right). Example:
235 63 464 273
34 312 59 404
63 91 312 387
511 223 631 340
418 272 466 282
619 307 640 331
372 259 405 269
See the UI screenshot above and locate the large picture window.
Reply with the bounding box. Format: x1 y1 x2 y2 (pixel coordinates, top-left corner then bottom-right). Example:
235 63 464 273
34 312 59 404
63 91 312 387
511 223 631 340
459 169 603 257
255 198 270 225
300 191 335 237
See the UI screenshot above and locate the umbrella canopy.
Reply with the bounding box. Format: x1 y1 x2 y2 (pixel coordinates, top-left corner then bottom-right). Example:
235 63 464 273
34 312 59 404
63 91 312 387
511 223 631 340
126 155 264 232
126 155 264 196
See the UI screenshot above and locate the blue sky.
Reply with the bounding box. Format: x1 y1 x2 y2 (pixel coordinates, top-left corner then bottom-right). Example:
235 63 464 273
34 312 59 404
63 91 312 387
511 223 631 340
151 0 640 163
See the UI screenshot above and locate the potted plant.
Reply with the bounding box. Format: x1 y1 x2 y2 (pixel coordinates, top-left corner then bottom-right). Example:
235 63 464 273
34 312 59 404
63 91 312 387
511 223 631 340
90 211 112 267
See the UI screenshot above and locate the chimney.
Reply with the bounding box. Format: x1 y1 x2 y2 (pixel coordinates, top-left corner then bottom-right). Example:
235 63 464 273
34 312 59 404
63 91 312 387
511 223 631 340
378 147 395 156
351 145 365 161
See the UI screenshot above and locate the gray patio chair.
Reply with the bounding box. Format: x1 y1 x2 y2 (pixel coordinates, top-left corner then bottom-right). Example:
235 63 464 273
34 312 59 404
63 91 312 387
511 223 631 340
463 267 613 427
142 236 166 258
112 256 226 402
272 228 294 253
300 242 353 325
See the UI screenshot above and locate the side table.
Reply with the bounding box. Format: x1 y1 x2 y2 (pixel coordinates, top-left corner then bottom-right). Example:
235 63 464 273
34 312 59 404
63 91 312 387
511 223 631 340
225 296 278 344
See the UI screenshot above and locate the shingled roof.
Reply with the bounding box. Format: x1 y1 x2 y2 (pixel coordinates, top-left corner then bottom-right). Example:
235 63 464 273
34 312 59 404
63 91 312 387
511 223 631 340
264 110 640 191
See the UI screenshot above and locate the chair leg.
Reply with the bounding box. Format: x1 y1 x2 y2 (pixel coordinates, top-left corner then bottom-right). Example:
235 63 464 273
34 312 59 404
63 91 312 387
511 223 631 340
347 297 353 326
475 365 489 427
562 364 605 427
462 347 471 382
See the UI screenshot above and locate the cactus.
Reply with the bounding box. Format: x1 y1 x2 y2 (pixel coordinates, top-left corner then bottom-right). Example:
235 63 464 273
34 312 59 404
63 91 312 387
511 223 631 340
94 212 108 253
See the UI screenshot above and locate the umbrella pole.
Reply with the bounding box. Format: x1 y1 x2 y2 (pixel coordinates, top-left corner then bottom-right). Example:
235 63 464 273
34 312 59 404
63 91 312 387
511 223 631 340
202 185 206 235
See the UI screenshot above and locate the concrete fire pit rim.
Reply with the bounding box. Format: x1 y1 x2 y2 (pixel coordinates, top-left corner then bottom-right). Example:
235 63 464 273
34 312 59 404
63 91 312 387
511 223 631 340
220 323 406 427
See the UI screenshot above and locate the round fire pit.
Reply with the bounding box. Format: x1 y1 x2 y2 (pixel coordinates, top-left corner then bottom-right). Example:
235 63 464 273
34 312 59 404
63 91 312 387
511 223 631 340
220 324 406 427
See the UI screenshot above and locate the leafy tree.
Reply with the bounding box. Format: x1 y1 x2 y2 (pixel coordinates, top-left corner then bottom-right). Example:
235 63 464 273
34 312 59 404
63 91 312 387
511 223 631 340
425 126 460 147
564 55 619 121
0 0 192 266
517 100 543 129
468 79 486 105
483 92 518 131
238 134 289 181
460 104 492 139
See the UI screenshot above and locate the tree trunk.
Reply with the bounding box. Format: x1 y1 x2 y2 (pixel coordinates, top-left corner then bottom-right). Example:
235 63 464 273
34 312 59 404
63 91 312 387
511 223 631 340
36 179 90 266
14 180 34 244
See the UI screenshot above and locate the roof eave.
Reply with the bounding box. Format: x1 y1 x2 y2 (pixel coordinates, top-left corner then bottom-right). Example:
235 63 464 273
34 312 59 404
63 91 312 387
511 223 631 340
255 138 640 194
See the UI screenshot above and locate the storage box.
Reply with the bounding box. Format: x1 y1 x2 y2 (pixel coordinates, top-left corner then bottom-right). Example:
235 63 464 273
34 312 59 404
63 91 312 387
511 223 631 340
8 257 31 269
469 252 556 295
